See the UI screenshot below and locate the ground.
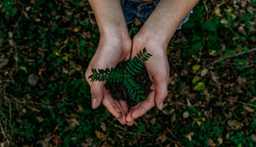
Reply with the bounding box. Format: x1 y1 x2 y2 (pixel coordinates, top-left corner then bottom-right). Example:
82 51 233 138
0 0 256 146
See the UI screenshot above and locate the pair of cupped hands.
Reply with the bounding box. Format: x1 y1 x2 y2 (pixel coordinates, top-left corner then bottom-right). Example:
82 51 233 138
85 26 170 126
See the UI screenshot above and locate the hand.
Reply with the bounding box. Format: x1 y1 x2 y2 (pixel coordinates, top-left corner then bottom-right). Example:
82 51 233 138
85 30 131 124
87 0 198 125
125 28 170 125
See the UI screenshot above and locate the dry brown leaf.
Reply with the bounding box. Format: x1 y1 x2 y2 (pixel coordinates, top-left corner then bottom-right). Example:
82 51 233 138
227 120 242 130
185 132 194 141
208 139 216 147
95 130 106 141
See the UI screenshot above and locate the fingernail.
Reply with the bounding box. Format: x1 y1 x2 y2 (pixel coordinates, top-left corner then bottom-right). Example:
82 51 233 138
158 103 164 110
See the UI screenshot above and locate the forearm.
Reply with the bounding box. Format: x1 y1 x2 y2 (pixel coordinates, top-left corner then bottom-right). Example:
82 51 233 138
143 0 199 45
88 0 128 36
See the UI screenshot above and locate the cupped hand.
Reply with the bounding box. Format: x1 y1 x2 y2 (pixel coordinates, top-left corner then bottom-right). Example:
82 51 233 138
125 29 170 125
85 31 131 124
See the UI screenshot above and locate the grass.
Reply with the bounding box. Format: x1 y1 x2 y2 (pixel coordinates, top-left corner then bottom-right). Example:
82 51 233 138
0 0 256 146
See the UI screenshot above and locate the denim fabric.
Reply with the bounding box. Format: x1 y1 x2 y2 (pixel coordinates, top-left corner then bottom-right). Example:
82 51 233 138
121 0 160 24
121 0 192 29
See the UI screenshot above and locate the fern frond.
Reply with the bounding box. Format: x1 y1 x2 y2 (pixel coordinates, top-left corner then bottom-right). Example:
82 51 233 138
89 49 151 101
124 49 152 76
89 68 112 81
89 68 129 84
123 78 145 101
137 49 152 62
107 69 129 84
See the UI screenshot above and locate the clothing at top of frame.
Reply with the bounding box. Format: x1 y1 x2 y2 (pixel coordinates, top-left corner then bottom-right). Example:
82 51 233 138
121 0 192 29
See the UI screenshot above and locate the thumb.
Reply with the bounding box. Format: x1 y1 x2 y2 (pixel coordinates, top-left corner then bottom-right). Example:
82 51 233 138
90 82 104 109
155 82 168 110
85 66 104 109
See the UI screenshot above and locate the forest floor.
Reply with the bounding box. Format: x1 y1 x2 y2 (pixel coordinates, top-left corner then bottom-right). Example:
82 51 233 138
1 0 256 146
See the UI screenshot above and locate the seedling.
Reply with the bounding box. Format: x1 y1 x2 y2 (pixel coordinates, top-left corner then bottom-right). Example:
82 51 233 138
89 49 152 102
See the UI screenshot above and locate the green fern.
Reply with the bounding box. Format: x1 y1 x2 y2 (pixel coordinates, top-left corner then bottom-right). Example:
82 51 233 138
89 49 152 101
123 49 152 76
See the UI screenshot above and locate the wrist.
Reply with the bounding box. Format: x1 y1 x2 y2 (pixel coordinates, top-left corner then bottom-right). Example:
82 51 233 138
136 26 170 50
143 19 179 45
99 20 127 34
99 26 131 53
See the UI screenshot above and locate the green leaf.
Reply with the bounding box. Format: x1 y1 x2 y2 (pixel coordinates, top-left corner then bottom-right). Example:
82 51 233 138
194 82 205 92
203 17 220 32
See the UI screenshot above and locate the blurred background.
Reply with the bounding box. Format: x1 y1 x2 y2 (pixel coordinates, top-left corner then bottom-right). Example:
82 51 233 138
0 0 256 146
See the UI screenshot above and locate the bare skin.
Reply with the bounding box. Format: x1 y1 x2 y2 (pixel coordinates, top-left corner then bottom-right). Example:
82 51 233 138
86 0 199 125
126 0 200 124
86 0 131 124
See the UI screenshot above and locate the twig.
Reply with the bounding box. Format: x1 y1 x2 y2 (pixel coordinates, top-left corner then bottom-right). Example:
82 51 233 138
0 122 6 138
208 48 256 66
237 101 256 108
0 121 10 145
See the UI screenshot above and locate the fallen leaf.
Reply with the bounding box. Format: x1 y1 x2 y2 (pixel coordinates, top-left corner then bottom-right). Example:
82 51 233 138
208 139 216 147
243 106 254 113
95 130 106 141
251 134 256 143
227 120 242 130
182 111 190 119
28 74 39 86
185 132 194 141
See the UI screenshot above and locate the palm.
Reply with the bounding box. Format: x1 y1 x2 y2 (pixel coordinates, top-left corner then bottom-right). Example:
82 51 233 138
86 36 131 124
126 35 169 124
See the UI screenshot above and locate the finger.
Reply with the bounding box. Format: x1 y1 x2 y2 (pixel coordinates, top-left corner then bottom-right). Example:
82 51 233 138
85 66 103 109
118 100 128 124
102 94 122 120
155 82 168 110
126 91 155 123
152 70 169 110
119 100 128 115
126 121 135 126
90 82 104 109
125 104 140 123
113 100 127 125
103 90 128 124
